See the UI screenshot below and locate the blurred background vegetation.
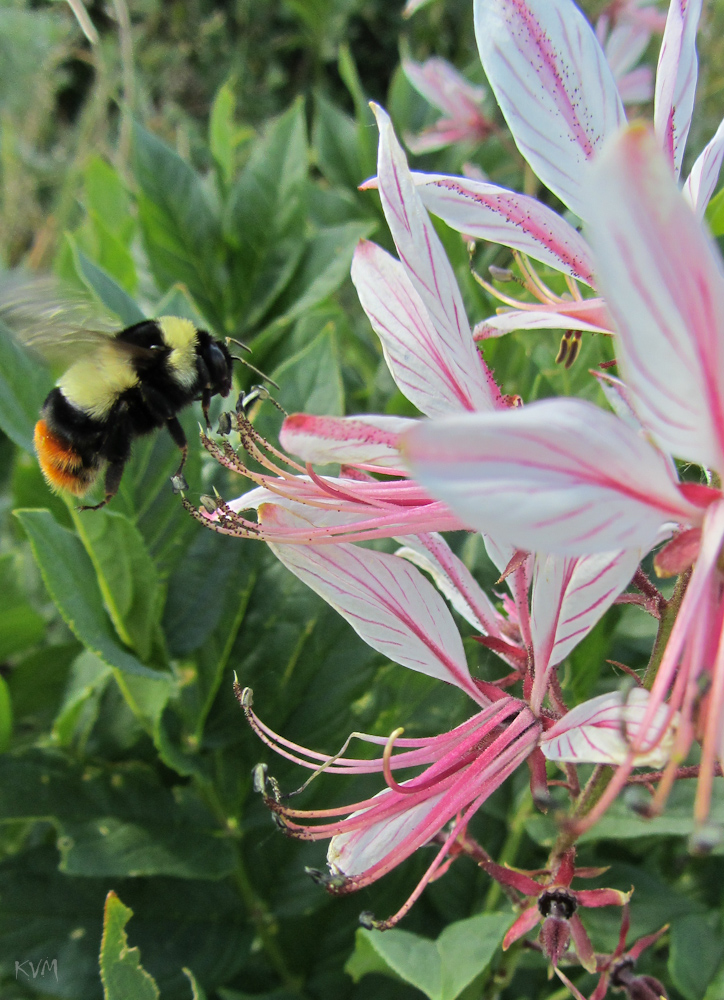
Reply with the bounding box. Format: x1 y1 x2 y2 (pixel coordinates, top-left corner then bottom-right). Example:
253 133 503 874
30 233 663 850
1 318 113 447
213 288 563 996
1 0 724 998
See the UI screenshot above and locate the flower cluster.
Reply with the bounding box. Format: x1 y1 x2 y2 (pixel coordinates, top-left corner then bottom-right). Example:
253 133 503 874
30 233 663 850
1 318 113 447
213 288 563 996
188 0 724 993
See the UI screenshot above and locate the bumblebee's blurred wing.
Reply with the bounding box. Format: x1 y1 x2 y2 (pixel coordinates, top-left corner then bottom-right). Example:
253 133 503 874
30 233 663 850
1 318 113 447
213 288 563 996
0 275 144 365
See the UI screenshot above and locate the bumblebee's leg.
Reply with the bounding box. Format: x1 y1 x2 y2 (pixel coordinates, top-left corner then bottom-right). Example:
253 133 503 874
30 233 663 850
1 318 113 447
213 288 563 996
78 461 125 511
201 387 213 428
166 416 189 492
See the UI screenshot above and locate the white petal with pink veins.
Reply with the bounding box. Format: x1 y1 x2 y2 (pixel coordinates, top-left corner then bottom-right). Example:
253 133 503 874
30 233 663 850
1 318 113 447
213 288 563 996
585 125 724 473
530 549 641 711
540 689 677 767
474 0 626 219
372 105 499 414
683 116 724 220
654 0 703 177
474 308 612 340
351 241 500 415
328 791 444 878
414 174 596 285
403 397 699 555
395 532 505 638
402 58 486 118
280 413 415 469
262 505 484 702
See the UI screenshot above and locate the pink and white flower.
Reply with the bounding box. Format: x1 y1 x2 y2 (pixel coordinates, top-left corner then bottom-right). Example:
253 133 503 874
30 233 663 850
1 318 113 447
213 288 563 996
400 0 723 344
404 123 724 826
236 500 647 922
402 57 495 154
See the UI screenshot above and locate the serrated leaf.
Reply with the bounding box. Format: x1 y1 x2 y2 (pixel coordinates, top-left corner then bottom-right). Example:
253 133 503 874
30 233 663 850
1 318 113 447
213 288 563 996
14 509 164 679
0 845 247 998
100 892 160 1000
0 748 236 879
70 508 163 662
0 319 53 453
346 912 512 1000
183 967 208 1000
133 122 223 329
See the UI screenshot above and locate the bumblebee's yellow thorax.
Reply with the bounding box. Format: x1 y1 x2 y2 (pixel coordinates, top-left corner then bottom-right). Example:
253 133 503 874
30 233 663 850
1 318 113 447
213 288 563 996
158 316 198 388
59 342 138 419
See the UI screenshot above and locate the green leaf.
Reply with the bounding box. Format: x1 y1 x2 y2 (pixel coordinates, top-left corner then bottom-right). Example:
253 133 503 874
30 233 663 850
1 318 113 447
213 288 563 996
84 155 134 244
70 508 164 662
0 318 53 452
527 778 724 849
346 912 512 1000
253 326 343 452
0 748 236 879
133 122 224 329
0 677 12 754
68 238 145 326
0 553 45 661
14 508 164 679
100 891 160 1000
706 184 724 237
669 914 724 1000
312 92 363 191
183 967 208 1000
209 81 242 188
86 212 138 293
226 99 308 327
0 845 248 998
51 650 112 748
274 219 375 323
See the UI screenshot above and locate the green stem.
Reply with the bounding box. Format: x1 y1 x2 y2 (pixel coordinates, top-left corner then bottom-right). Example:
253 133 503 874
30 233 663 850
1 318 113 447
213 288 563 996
642 569 690 690
483 793 533 913
195 776 305 995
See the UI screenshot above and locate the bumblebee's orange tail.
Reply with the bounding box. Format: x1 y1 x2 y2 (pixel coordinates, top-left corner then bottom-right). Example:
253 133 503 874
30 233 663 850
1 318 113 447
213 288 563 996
34 419 98 496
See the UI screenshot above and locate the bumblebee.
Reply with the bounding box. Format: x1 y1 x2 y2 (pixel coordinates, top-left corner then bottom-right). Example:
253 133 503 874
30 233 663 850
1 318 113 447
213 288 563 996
1 282 233 509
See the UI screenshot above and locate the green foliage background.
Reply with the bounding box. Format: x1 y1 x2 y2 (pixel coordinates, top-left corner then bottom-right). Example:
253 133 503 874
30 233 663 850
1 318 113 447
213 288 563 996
0 0 724 998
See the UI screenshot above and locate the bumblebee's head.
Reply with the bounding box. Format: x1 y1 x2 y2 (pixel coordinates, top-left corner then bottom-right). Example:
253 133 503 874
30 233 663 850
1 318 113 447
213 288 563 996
199 334 233 398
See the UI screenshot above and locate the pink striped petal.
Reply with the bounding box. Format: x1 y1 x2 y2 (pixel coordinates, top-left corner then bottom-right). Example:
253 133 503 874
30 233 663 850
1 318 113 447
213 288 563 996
474 306 612 340
262 504 483 702
683 116 724 219
604 20 650 78
654 0 702 177
402 397 700 555
584 124 724 472
474 0 626 219
280 413 415 469
402 58 487 119
615 66 654 104
414 174 596 285
394 532 507 639
372 105 499 413
351 241 500 415
530 549 641 711
540 689 677 767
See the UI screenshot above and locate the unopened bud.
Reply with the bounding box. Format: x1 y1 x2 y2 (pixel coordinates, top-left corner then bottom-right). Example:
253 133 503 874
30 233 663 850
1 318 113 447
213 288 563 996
623 785 655 817
200 494 220 513
305 867 348 892
217 411 232 436
688 822 724 855
489 264 514 282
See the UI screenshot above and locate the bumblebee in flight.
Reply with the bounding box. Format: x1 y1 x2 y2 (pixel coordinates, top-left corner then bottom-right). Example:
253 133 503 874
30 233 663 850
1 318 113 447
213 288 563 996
1 282 234 509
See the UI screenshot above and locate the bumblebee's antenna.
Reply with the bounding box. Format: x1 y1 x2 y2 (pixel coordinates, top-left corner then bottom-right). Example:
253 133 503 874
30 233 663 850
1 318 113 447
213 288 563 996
226 336 252 354
225 337 280 390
